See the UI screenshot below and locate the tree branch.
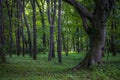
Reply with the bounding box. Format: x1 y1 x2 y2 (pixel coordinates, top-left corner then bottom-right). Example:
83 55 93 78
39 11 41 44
81 14 88 34
64 0 93 19
46 0 51 24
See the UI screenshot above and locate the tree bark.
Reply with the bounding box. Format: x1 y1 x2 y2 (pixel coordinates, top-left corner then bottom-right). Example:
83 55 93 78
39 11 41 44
21 16 25 57
76 27 80 53
16 1 21 56
46 0 56 60
32 0 37 60
23 0 32 57
5 0 13 57
110 8 116 56
76 27 106 69
57 0 62 63
48 25 54 60
0 0 6 63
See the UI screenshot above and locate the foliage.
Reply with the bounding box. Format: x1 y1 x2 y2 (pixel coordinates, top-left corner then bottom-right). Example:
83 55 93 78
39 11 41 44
0 53 120 80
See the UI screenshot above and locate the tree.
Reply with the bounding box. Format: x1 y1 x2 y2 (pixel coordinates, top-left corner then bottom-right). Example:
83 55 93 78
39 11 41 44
64 0 115 69
109 8 117 56
23 0 32 57
16 0 21 56
57 0 62 63
5 0 13 57
32 0 37 60
46 0 56 60
0 0 6 63
36 0 46 48
20 1 25 57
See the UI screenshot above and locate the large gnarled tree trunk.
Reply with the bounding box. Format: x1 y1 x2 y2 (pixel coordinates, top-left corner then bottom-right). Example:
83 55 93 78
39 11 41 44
64 0 115 69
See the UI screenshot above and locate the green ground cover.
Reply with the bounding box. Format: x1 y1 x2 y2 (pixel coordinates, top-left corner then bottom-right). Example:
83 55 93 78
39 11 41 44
0 52 120 80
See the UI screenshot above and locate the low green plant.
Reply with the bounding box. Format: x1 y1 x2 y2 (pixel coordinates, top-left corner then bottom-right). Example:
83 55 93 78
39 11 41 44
0 53 120 80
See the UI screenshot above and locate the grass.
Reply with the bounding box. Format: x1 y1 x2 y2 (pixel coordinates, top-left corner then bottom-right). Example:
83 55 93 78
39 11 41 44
0 52 120 80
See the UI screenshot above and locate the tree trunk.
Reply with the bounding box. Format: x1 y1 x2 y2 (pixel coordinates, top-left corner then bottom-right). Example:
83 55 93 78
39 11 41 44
65 31 69 56
76 26 106 69
32 0 37 60
6 0 13 57
52 41 55 58
36 0 46 48
16 1 21 56
72 36 76 52
57 0 62 63
65 39 69 56
76 27 80 53
21 16 25 57
48 25 54 60
0 0 6 63
46 0 56 61
23 0 32 57
110 9 116 56
62 33 65 52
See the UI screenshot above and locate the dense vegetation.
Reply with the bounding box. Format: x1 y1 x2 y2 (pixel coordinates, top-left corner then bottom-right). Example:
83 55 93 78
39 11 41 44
0 0 120 80
0 53 120 80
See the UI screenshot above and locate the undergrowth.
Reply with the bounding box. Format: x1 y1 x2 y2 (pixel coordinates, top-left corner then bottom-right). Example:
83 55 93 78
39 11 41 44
0 52 120 80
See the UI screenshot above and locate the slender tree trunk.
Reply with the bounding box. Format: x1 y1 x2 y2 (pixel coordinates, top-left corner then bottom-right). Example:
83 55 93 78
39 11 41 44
23 0 32 57
110 22 116 56
16 1 21 56
65 30 69 56
52 41 55 58
65 37 69 56
50 0 56 59
72 36 75 51
21 16 25 57
62 33 66 52
76 27 80 53
110 9 116 56
106 38 110 54
36 0 46 48
25 38 28 50
32 0 37 60
18 0 25 57
57 0 62 63
48 25 54 60
22 28 25 57
41 2 46 48
0 0 6 63
46 0 56 60
80 38 83 51
6 0 13 57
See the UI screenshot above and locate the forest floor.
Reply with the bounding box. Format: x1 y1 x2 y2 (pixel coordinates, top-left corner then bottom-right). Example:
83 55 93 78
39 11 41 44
0 52 120 80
